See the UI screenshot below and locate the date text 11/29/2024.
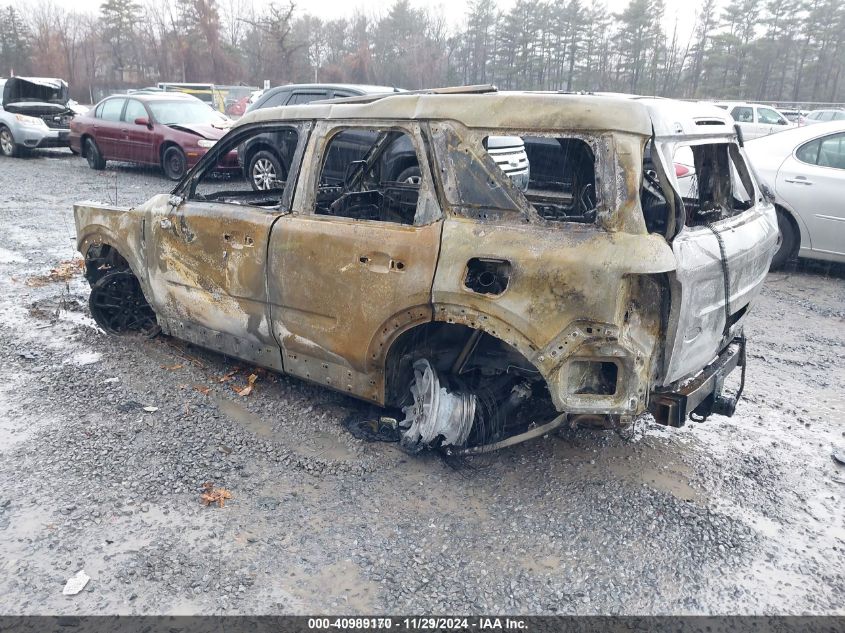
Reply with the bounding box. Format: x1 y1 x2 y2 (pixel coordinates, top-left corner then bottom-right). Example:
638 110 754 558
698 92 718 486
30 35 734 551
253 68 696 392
307 617 527 630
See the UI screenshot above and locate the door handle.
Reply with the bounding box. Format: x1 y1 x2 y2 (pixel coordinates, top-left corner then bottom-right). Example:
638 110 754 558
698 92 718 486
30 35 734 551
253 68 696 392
784 177 812 185
358 253 404 273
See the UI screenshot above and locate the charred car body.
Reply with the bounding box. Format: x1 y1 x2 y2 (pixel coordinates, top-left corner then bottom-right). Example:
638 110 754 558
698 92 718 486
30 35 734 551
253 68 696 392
0 77 78 156
73 87 779 453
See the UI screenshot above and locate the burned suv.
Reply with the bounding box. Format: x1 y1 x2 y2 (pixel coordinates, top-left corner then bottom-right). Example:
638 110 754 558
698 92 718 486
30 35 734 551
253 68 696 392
0 77 77 156
74 88 779 453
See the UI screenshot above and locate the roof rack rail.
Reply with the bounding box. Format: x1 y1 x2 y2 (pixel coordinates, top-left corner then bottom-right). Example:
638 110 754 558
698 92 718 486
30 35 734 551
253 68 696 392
321 84 497 105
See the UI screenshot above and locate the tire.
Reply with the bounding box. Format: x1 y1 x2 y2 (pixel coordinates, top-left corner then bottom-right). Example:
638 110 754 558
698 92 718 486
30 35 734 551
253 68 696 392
770 207 799 269
0 126 19 157
84 138 106 170
89 270 159 336
395 165 422 185
162 145 187 181
248 150 285 191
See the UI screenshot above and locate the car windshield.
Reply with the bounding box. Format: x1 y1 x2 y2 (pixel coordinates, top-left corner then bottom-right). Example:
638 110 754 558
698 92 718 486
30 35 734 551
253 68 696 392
148 100 226 126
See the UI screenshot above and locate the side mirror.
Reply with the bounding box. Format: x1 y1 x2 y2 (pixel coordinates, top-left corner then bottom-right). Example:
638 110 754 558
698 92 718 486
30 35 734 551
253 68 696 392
778 119 788 125
134 117 152 128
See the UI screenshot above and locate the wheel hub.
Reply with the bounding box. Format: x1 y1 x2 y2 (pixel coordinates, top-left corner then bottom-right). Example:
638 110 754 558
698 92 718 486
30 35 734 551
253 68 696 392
399 359 476 452
89 271 158 336
253 159 276 190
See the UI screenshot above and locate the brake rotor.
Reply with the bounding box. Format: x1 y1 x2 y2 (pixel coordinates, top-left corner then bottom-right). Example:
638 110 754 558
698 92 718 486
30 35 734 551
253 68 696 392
399 359 476 453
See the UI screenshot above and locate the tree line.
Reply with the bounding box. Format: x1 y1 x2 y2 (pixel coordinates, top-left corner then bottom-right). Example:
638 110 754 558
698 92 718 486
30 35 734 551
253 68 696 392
1 0 843 105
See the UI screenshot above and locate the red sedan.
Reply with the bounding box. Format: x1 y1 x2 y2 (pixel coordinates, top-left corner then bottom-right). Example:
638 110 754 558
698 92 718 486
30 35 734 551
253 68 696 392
69 92 237 180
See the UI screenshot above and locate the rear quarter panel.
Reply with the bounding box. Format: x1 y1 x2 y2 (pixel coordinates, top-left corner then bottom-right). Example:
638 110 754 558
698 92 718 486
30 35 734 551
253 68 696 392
432 217 677 413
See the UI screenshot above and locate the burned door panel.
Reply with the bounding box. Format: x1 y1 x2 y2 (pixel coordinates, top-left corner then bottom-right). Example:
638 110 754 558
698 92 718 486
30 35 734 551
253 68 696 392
267 120 443 403
147 199 282 368
144 123 310 369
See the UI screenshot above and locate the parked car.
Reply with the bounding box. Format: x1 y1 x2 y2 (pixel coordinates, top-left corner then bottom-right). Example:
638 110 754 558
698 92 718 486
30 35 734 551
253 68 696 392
74 89 778 454
0 76 76 157
799 108 845 126
745 120 845 267
241 83 529 193
779 108 809 123
245 83 401 113
240 84 401 189
713 101 794 140
69 92 236 180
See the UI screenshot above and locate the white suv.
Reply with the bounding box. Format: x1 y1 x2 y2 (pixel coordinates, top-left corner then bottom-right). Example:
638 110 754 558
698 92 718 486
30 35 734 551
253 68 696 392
713 101 794 140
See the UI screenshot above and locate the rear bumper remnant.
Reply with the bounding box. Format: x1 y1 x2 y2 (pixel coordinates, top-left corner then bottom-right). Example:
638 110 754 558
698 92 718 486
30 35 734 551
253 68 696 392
650 337 746 427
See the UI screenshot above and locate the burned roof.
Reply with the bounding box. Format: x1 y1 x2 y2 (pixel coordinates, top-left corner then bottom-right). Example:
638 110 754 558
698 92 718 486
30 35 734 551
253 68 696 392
236 92 655 135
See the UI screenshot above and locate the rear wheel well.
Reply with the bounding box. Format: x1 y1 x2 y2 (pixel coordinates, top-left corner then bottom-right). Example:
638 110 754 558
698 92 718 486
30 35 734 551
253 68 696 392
244 142 283 171
384 322 544 406
80 134 93 157
387 155 419 182
773 204 801 265
384 322 555 448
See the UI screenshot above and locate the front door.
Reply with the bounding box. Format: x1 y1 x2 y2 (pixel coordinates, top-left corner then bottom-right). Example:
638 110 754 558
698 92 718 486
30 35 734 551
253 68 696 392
776 131 845 257
267 121 443 403
146 122 309 370
94 97 126 158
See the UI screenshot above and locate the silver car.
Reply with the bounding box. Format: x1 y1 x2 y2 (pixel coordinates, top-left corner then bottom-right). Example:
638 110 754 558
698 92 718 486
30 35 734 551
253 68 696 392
745 120 845 267
0 77 75 157
800 108 845 126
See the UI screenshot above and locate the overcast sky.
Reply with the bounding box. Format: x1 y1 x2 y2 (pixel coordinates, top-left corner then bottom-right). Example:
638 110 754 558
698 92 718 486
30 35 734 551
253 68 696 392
10 0 701 41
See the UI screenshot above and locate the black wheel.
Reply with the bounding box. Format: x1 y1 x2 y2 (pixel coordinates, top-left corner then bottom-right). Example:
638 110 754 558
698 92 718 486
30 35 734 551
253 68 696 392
89 270 159 336
771 207 799 269
0 126 19 157
395 165 422 185
85 138 106 170
162 145 187 181
248 150 285 191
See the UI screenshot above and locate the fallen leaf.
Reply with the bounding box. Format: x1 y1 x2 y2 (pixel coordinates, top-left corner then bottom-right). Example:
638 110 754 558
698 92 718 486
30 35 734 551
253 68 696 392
26 259 85 287
200 482 233 508
235 373 258 397
161 363 184 371
193 385 211 395
218 370 239 383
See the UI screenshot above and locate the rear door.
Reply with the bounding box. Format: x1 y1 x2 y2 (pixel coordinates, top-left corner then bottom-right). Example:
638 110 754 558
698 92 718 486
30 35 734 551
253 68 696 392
267 120 443 403
286 91 328 105
95 97 126 158
776 132 845 257
730 105 758 139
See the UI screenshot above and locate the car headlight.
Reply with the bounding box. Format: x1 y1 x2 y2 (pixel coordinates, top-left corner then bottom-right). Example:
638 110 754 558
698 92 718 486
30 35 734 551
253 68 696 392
197 139 216 148
15 114 47 128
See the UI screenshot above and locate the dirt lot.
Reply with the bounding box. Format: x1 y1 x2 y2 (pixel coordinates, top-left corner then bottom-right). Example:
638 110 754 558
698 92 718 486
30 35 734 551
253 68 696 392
0 149 843 615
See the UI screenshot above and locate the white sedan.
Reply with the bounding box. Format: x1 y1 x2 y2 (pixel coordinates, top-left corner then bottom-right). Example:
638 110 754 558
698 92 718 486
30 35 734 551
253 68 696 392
745 121 845 267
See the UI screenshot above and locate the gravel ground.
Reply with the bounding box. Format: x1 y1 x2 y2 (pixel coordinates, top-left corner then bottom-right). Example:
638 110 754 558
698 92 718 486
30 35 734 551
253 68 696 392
0 149 843 616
